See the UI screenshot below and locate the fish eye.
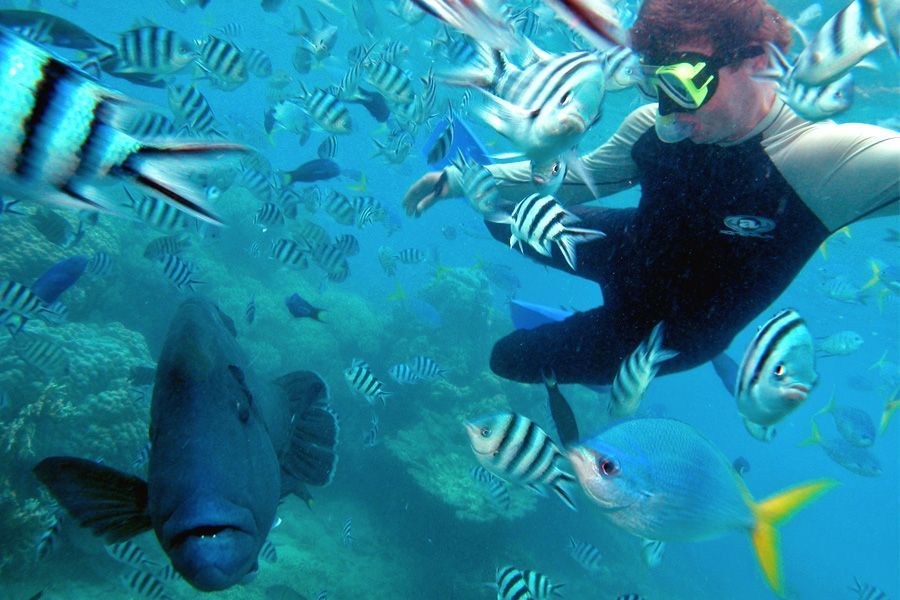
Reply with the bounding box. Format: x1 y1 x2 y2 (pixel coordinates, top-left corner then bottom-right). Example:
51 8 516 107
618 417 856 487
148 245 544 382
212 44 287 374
559 91 572 105
773 363 785 378
480 427 491 438
598 458 619 477
551 163 560 175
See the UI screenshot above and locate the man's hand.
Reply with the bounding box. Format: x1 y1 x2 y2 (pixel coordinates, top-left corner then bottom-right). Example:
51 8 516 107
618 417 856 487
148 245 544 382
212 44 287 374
402 171 450 217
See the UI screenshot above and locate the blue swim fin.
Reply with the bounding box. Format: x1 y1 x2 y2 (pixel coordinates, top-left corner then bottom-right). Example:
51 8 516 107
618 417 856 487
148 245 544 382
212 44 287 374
422 111 492 169
509 299 575 330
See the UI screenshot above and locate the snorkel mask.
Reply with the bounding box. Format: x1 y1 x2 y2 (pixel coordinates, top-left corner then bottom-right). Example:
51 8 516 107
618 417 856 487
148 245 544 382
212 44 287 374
640 46 764 142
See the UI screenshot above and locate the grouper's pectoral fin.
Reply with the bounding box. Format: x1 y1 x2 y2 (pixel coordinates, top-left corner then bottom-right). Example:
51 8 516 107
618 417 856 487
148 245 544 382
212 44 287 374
33 456 151 543
274 371 340 491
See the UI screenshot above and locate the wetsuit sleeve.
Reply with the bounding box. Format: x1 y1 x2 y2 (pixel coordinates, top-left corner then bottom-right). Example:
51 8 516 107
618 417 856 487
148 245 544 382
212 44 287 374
442 105 655 204
767 121 900 232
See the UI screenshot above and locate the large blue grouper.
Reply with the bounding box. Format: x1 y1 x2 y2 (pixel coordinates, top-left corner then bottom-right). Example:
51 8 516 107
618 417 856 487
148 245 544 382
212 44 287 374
34 296 339 591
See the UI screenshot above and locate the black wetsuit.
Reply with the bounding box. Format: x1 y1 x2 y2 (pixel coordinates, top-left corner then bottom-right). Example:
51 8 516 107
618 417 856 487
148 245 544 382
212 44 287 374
486 127 834 384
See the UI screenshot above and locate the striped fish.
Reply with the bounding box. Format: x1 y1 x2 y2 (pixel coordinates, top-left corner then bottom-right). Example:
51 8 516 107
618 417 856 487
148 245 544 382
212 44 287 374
640 538 665 568
258 540 278 563
215 22 245 38
380 41 409 64
316 591 328 600
520 568 563 598
409 355 447 380
35 510 61 562
344 359 390 405
125 188 188 232
501 193 606 271
364 59 414 104
158 254 201 291
86 252 113 276
350 195 385 228
143 234 190 260
311 242 348 273
324 191 356 225
495 565 532 600
298 85 352 134
464 412 577 511
0 279 48 333
449 151 499 215
735 309 817 442
396 248 427 264
0 29 241 223
333 234 360 257
197 35 248 90
850 578 887 600
156 563 181 583
245 297 256 324
254 202 285 231
326 263 350 283
167 83 219 136
378 245 397 276
120 568 170 600
341 518 353 547
389 363 421 384
270 238 309 269
112 26 195 76
245 48 273 78
11 333 69 376
295 219 330 247
568 537 602 572
106 540 157 570
609 322 678 418
124 112 178 140
317 136 337 159
616 595 645 600
470 465 510 510
38 301 68 325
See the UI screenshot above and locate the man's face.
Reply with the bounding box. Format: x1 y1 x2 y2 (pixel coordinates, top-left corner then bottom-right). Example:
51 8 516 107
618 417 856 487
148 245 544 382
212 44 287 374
659 41 771 144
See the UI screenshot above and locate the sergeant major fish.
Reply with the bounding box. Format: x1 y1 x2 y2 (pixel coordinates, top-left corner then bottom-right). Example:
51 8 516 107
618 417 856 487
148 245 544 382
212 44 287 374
609 322 678 418
34 297 339 591
569 418 836 596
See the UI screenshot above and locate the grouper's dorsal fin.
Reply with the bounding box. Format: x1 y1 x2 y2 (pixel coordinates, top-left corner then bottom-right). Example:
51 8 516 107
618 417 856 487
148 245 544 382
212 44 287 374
273 371 339 490
33 457 151 543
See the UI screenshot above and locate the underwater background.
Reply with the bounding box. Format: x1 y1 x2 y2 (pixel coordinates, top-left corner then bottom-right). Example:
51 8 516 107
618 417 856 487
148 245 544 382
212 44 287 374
0 0 897 598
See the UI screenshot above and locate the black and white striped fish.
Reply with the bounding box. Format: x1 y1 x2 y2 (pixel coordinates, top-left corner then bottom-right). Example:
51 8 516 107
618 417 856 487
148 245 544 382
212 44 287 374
324 191 356 225
735 308 817 442
316 590 328 600
464 412 577 511
120 568 171 600
470 465 510 510
35 510 61 562
409 355 447 380
640 538 665 568
389 363 421 384
156 563 181 583
197 35 248 90
143 234 190 260
495 565 531 600
245 297 256 324
311 242 349 275
86 252 113 277
363 413 379 448
344 359 390 405
295 219 330 247
216 22 245 38
11 333 69 376
111 26 195 76
849 577 887 600
520 568 563 598
448 151 500 215
341 518 353 547
125 189 188 232
254 202 285 231
106 540 157 570
124 112 178 140
350 196 385 228
396 248 427 264
317 136 337 159
333 234 360 257
298 85 352 134
609 322 678 418
237 167 275 202
363 59 414 104
258 540 278 563
167 83 219 136
0 30 240 223
0 279 47 333
158 254 201 291
568 537 603 572
499 193 605 271
616 595 645 600
270 238 309 269
245 47 273 78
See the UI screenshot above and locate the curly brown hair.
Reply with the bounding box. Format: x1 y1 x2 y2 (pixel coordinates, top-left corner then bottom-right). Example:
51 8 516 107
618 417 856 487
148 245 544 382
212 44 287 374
629 0 792 63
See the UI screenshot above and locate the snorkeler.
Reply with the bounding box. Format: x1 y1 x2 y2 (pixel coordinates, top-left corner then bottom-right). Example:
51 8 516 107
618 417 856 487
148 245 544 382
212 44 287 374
402 0 899 387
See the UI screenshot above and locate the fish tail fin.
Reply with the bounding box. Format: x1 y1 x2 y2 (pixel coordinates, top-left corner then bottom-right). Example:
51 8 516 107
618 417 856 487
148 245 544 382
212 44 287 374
556 226 606 270
32 456 151 543
120 141 247 225
551 471 578 511
814 390 836 418
347 171 367 192
646 321 680 365
797 419 822 447
311 308 326 322
749 479 837 596
274 371 340 487
387 282 406 302
861 259 882 290
879 392 900 435
869 349 889 371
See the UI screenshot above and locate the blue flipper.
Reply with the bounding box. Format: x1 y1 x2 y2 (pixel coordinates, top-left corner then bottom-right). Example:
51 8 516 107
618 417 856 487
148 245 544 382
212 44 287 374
422 111 492 170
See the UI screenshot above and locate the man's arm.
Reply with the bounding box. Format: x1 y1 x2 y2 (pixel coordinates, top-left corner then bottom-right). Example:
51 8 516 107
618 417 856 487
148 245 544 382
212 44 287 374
767 120 900 232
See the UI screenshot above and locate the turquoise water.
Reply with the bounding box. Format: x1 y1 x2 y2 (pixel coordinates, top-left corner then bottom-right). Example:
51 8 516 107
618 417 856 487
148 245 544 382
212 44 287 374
0 0 897 599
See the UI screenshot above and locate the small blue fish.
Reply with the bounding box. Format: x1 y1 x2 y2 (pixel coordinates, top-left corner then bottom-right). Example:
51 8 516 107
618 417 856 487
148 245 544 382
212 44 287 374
341 518 353 547
285 293 324 321
258 540 277 563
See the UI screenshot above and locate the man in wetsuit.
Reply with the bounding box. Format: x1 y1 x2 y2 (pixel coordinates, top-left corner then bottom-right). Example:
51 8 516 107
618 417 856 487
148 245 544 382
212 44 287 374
402 0 899 387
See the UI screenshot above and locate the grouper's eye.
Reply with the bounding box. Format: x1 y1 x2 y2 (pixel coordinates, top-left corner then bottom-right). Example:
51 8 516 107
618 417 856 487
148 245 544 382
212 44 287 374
598 457 619 478
559 90 572 105
480 427 491 438
773 363 786 379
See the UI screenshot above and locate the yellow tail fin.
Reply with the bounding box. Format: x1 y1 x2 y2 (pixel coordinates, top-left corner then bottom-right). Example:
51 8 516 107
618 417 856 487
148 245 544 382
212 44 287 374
387 282 406 303
797 419 822 448
879 393 900 435
861 260 882 291
813 391 836 418
348 172 367 193
750 479 838 596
